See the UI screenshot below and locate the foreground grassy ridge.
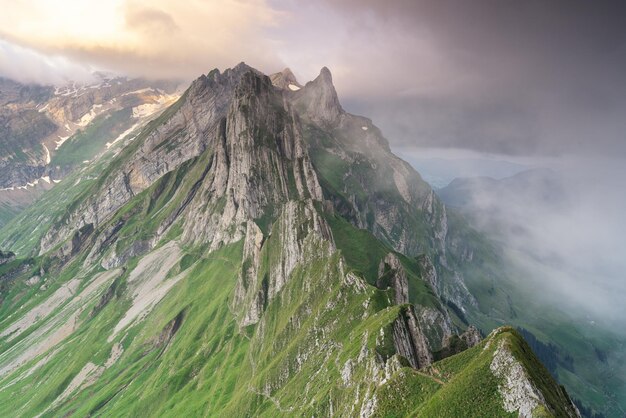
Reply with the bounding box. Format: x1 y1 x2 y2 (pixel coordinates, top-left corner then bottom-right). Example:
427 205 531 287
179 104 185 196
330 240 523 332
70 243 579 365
0 141 579 417
0 209 576 418
0 216 394 416
409 328 573 417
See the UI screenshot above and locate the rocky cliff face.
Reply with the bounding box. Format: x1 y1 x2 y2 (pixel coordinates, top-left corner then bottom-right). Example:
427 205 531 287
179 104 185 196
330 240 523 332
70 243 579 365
377 253 409 305
284 68 481 316
179 70 324 248
0 250 15 265
0 78 56 188
37 67 248 254
292 67 344 126
269 68 302 91
392 306 434 369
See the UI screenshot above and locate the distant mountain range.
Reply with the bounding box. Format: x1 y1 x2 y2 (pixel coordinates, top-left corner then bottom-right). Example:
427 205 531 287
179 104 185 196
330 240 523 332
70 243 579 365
0 75 180 227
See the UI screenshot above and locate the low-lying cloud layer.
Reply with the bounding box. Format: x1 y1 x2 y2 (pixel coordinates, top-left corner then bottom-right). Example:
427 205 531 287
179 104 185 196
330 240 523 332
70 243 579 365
434 154 626 325
0 39 96 85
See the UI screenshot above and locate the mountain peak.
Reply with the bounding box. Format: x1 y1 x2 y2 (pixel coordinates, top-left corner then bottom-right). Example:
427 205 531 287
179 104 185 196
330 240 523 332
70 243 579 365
293 66 343 125
233 61 250 71
269 67 301 90
318 66 332 81
280 67 297 80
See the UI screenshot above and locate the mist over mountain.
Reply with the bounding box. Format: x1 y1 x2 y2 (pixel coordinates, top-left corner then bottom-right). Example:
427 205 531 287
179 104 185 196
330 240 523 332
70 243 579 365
437 162 626 326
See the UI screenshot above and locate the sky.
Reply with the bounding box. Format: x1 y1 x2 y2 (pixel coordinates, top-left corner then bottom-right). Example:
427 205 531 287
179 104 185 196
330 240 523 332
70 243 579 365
1 0 626 157
1 0 625 322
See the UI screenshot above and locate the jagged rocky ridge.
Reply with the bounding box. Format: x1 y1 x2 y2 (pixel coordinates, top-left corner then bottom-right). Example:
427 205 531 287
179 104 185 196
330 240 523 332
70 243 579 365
0 64 580 417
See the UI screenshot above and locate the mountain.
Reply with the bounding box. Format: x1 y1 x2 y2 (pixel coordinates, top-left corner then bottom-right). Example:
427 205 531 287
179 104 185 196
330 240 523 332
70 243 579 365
0 64 580 416
399 154 531 189
0 75 181 227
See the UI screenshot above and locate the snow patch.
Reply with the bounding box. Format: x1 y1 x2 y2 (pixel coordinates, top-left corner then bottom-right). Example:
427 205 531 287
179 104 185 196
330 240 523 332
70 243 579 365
77 104 102 127
42 144 51 164
131 92 179 119
106 122 140 149
122 88 155 96
288 84 301 91
362 126 368 131
55 135 70 150
0 175 57 192
132 103 161 118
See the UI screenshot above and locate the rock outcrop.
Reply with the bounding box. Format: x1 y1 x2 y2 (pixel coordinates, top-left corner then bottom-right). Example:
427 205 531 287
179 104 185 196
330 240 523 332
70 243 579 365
0 250 15 265
460 325 482 348
233 200 333 327
392 306 434 369
180 70 324 248
292 67 344 125
38 65 253 254
269 68 301 90
377 253 409 305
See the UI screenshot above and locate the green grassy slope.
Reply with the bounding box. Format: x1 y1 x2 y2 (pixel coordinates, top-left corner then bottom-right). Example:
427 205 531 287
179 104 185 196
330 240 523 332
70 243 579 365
51 108 133 170
0 182 578 417
417 328 576 417
0 204 19 229
0 242 576 417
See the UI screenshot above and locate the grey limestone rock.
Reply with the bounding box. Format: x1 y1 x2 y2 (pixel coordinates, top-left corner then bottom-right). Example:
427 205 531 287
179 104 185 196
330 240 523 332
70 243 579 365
377 253 409 305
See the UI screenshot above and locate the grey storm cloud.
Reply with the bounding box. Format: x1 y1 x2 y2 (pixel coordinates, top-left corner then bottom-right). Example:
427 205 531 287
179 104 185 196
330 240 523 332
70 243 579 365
324 0 626 157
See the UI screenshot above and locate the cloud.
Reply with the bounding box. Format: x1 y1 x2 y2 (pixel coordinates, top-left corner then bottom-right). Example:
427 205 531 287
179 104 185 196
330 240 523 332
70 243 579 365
316 0 626 157
431 153 626 325
124 5 180 34
0 0 285 81
0 39 96 85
